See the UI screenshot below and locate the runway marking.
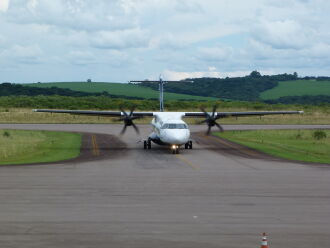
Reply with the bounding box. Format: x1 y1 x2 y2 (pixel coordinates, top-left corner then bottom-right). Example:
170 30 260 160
175 154 198 169
91 135 100 156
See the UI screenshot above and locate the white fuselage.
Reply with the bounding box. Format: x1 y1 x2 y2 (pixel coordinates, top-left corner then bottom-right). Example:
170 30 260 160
149 112 190 146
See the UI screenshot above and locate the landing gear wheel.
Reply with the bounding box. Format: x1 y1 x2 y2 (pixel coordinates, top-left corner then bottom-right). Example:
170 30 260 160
184 143 189 149
172 148 179 154
143 140 147 149
188 141 193 149
147 139 151 149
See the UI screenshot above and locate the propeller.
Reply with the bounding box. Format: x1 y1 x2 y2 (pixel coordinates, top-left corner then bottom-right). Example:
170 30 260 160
118 106 140 135
200 105 224 135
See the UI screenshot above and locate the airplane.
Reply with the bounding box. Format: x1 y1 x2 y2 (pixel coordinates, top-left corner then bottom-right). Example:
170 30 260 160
34 76 303 154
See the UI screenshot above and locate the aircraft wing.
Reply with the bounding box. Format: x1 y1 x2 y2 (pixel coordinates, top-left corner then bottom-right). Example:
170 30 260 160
184 110 303 118
33 109 154 117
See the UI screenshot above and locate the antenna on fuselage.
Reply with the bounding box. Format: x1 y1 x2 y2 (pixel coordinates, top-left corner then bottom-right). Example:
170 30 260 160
129 76 193 112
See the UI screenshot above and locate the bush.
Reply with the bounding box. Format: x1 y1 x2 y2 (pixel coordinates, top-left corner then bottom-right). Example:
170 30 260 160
313 130 327 140
3 131 10 137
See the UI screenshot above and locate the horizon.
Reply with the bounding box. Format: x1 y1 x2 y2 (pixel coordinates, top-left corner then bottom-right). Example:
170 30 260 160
8 71 330 85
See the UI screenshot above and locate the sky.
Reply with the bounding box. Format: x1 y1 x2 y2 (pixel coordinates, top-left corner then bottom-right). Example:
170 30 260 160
1 0 330 83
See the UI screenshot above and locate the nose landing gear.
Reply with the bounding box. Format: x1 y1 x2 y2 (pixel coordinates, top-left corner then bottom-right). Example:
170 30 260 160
171 145 180 154
143 139 151 149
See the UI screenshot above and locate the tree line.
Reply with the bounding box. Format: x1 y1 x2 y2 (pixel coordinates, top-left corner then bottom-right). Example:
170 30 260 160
0 95 315 111
140 71 299 101
0 83 144 100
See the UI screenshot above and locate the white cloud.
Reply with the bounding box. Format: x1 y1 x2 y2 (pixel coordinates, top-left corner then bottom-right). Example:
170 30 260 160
163 69 222 80
1 0 330 82
0 44 43 64
196 46 234 62
90 28 150 49
5 0 137 32
251 20 311 50
0 0 9 12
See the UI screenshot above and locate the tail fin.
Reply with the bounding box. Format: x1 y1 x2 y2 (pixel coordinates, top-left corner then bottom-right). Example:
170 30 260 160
159 75 164 112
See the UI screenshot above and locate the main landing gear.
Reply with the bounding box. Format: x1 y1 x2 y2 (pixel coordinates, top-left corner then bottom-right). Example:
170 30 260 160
143 139 151 149
184 140 193 149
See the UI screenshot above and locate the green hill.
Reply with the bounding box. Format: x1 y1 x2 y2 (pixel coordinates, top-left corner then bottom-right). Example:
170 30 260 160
26 82 217 101
260 80 330 100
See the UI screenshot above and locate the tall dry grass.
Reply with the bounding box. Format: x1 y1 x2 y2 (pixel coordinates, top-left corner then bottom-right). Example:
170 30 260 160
0 108 329 125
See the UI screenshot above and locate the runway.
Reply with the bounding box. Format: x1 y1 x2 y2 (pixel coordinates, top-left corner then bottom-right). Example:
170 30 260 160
0 124 329 248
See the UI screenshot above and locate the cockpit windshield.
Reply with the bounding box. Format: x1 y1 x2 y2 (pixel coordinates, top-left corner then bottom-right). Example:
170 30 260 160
161 123 188 129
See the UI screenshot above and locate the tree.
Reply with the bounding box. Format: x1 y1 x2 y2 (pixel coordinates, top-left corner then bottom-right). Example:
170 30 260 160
293 72 298 78
250 70 261 78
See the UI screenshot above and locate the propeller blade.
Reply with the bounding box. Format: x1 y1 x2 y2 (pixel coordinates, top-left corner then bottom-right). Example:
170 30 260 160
214 122 224 132
212 105 217 117
129 106 136 117
200 107 210 117
120 107 129 117
120 125 127 135
132 123 140 134
206 125 212 135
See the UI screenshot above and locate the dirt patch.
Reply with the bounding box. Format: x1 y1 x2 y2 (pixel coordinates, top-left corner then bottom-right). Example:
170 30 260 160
193 132 284 161
193 132 330 167
68 132 126 163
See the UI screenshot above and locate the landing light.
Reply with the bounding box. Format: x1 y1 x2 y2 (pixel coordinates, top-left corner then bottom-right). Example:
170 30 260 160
171 145 178 149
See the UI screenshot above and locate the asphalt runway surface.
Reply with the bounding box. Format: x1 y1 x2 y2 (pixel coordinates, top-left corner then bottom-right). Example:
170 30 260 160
0 124 329 248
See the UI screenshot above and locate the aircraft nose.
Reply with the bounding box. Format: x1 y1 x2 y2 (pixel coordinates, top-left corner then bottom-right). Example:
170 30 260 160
162 130 189 145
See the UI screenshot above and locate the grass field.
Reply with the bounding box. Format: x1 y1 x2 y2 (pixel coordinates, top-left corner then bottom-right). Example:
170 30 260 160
0 130 81 165
26 82 217 101
260 80 330 100
215 130 330 164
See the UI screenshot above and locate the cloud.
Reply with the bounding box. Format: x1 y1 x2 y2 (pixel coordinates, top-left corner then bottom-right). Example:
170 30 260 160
162 69 222 80
251 20 310 50
196 46 234 62
66 50 97 66
5 0 137 32
90 28 150 49
0 0 9 12
0 44 43 64
1 0 330 82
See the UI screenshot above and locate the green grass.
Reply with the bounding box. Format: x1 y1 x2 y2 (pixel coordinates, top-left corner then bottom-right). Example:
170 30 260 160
26 82 217 101
0 130 81 165
214 129 330 164
260 80 330 100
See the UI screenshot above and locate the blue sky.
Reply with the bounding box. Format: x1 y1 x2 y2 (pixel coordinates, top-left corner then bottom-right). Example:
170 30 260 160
1 0 330 83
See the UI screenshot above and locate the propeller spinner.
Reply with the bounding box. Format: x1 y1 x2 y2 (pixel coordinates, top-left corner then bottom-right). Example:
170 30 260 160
200 105 224 135
118 107 140 135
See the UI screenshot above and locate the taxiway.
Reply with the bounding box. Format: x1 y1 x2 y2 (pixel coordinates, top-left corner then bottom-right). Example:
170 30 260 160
0 124 329 248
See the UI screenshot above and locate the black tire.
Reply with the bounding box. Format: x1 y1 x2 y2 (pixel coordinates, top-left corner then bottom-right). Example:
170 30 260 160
147 140 151 149
184 143 188 149
143 140 147 149
189 141 193 149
